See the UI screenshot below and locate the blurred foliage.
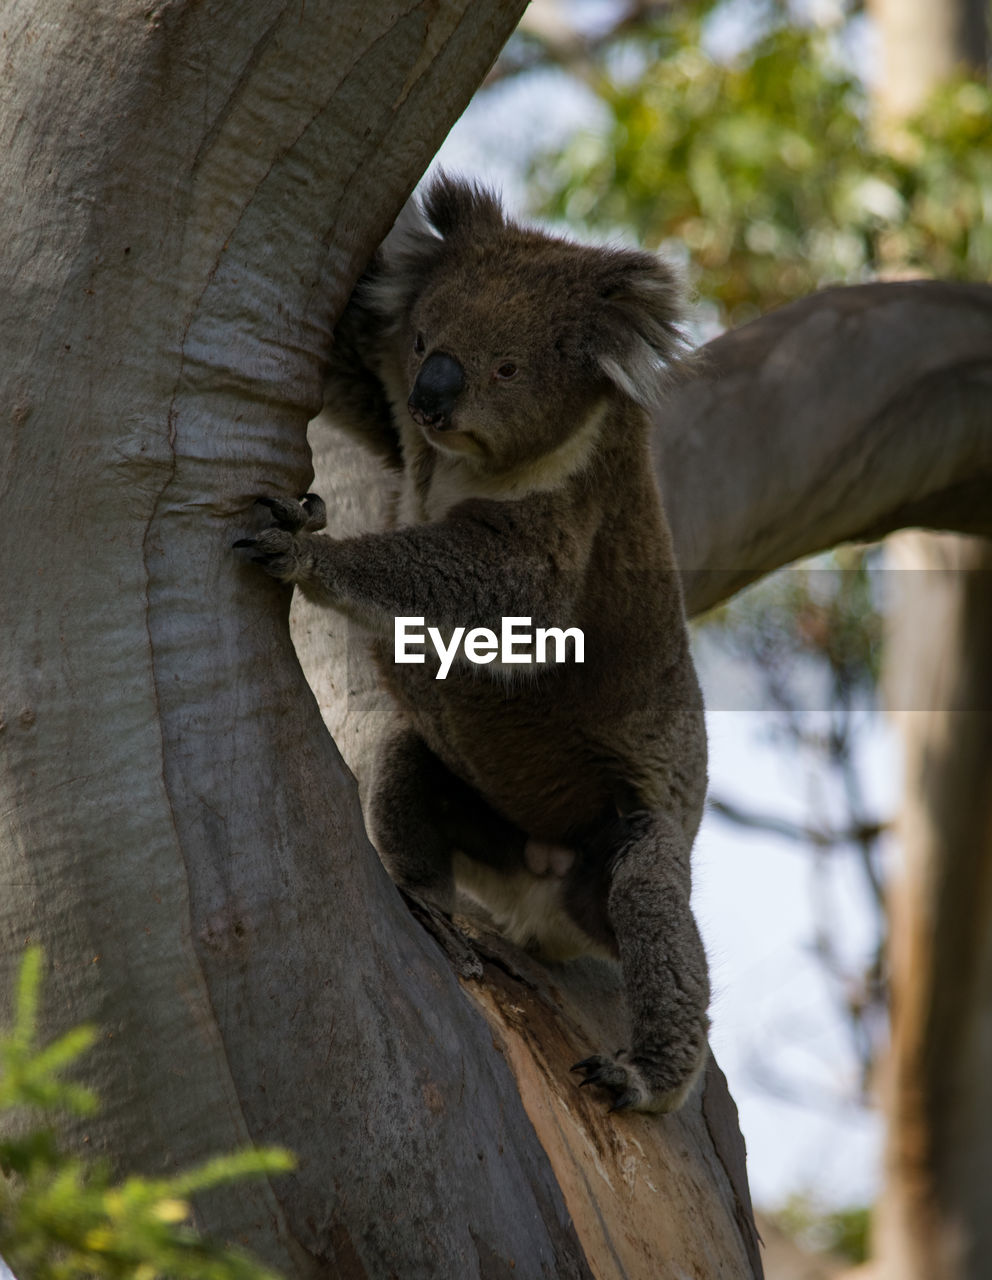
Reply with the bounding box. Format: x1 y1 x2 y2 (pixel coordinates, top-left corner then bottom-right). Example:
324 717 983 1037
531 0 992 323
776 1191 871 1263
0 947 293 1280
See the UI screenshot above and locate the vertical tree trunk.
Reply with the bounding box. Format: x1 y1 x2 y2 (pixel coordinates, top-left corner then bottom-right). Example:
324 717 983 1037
880 534 992 1279
867 3 992 1275
868 0 988 123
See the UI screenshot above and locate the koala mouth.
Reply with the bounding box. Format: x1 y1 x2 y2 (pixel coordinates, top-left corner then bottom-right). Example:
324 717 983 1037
410 406 455 432
423 421 480 457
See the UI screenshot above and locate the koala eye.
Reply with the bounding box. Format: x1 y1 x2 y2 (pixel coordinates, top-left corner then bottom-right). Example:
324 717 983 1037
413 332 426 356
493 361 518 381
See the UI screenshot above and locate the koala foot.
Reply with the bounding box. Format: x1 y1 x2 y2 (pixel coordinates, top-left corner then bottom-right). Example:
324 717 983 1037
233 493 327 583
571 1047 705 1114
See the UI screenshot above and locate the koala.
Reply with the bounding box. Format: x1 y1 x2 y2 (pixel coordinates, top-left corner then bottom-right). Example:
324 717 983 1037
235 175 710 1114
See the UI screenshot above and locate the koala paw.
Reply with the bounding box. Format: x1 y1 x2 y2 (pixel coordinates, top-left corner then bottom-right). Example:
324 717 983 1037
256 492 327 533
233 493 326 583
233 526 302 581
571 1048 704 1114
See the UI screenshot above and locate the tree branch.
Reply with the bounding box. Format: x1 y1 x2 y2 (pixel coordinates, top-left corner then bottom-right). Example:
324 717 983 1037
652 282 992 615
709 795 887 849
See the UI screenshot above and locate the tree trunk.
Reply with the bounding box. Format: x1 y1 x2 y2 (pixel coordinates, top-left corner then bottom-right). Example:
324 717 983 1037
0 3 760 1277
879 533 992 1280
868 0 988 123
649 282 992 615
863 3 992 1276
0 1 593 1274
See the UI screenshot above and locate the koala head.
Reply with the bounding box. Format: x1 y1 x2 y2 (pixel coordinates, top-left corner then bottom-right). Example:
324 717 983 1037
367 174 685 475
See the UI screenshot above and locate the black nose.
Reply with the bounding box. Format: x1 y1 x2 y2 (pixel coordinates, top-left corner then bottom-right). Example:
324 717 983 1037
408 352 465 429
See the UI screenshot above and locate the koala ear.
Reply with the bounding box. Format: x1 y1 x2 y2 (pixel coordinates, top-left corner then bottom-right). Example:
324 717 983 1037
361 173 505 323
421 171 505 239
594 252 687 407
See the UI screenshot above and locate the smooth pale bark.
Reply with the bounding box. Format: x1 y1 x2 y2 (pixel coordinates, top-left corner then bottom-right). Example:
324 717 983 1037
0 2 761 1278
0 2 603 1275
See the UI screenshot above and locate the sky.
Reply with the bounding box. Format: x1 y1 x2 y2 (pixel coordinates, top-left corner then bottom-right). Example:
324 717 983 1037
430 16 894 1211
695 710 893 1206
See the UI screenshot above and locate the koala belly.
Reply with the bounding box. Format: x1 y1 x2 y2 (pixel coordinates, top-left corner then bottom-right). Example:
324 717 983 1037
452 846 614 963
381 655 623 839
372 643 704 963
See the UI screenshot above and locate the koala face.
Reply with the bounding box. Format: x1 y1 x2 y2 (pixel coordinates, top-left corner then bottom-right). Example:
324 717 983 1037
372 176 686 476
401 253 612 471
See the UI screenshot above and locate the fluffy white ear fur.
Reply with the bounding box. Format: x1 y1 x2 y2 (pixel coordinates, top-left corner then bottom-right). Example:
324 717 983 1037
598 349 664 408
596 264 689 407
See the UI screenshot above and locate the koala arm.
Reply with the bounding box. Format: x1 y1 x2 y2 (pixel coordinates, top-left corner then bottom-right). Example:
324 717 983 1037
237 492 594 637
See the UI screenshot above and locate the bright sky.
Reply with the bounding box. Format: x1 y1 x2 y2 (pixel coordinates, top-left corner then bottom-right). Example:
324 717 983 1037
696 709 893 1206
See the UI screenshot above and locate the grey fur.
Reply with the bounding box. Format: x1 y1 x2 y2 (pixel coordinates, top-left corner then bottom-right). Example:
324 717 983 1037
238 175 710 1113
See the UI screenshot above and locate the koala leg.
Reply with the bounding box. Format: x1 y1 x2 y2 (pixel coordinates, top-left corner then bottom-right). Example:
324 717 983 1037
367 728 530 907
367 729 458 913
573 810 710 1113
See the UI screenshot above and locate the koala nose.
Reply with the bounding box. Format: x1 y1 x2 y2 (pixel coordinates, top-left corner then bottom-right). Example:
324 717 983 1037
408 352 465 430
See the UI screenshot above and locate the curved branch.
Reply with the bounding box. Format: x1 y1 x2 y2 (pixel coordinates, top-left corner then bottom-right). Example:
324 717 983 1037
653 282 992 615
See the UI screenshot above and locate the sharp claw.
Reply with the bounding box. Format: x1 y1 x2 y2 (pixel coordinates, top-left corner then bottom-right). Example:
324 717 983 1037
608 1091 637 1113
255 496 279 509
233 538 257 548
301 493 327 530
571 1058 598 1073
